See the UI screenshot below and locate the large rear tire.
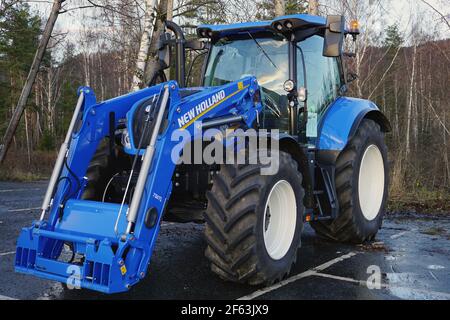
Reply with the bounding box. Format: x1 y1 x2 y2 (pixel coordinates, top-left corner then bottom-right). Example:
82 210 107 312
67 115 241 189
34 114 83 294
81 139 114 201
204 151 305 285
311 119 388 243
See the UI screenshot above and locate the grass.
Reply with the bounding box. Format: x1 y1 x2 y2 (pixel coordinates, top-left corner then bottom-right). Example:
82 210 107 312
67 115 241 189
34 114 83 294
1 150 449 214
421 227 447 236
388 187 450 214
0 150 53 181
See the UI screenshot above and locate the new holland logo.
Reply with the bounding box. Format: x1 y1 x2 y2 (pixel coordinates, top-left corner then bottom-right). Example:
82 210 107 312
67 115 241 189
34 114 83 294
177 90 226 128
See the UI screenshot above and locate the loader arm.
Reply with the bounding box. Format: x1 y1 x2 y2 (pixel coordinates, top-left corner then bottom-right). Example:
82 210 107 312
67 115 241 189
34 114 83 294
15 77 261 293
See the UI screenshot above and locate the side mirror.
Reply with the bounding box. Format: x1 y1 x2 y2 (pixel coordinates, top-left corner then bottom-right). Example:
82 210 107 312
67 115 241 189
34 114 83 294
158 32 171 69
186 39 206 50
323 15 345 57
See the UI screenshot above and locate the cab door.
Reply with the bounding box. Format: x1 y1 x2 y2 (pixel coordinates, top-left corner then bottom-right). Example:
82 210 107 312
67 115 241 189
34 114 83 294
296 35 344 145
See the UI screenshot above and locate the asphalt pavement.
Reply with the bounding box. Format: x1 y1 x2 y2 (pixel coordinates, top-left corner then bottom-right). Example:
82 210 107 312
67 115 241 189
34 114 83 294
0 181 449 300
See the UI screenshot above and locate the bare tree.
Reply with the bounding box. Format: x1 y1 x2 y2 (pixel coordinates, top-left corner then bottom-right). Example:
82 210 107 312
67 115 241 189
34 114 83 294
308 0 319 15
131 0 159 91
0 0 64 164
274 0 285 16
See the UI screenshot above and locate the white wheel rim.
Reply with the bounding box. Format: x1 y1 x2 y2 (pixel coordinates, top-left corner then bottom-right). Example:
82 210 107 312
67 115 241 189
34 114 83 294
358 144 385 221
263 180 297 260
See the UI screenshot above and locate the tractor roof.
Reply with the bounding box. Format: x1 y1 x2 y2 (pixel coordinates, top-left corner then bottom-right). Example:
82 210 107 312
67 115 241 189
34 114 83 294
197 14 326 38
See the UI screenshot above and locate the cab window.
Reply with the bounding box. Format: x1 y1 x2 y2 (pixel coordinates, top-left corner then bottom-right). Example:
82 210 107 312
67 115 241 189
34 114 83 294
297 35 343 138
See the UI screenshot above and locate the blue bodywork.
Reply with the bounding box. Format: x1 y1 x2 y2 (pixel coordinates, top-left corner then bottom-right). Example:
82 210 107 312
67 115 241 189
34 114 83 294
317 97 390 151
15 77 261 293
198 14 326 37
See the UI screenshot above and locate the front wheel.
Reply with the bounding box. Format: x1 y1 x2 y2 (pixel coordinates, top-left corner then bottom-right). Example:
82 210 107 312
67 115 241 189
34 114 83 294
204 151 305 285
311 119 389 243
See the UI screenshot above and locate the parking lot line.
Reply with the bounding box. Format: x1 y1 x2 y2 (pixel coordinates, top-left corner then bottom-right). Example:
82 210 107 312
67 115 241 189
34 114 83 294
313 272 450 300
8 207 40 212
0 251 15 257
237 252 358 300
390 228 418 239
390 231 408 239
0 188 41 193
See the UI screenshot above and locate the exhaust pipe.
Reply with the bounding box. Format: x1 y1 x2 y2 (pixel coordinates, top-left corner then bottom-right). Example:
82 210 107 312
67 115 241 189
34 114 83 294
165 21 185 87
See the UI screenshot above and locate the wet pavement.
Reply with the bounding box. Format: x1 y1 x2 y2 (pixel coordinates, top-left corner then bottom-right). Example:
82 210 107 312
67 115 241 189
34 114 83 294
0 181 449 300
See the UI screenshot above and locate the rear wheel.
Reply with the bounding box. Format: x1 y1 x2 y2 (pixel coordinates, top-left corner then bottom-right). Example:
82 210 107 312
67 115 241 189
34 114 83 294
81 139 114 201
204 151 305 285
311 119 388 243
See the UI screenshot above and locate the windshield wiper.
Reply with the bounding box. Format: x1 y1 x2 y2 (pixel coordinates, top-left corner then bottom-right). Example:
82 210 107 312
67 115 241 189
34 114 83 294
246 32 278 70
264 94 282 118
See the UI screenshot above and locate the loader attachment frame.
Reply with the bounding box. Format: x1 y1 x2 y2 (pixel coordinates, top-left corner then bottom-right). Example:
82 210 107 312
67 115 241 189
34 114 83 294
15 77 261 293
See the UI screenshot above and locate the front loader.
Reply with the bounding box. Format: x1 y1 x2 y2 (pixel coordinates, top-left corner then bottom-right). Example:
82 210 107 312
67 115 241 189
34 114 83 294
15 14 391 293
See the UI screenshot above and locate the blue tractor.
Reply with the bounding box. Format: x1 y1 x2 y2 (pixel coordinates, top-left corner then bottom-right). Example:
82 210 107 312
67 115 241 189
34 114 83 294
15 14 390 293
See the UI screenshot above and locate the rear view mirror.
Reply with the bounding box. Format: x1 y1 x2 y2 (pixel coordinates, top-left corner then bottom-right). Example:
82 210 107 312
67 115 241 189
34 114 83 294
323 15 345 57
158 32 171 69
186 39 206 50
329 22 342 33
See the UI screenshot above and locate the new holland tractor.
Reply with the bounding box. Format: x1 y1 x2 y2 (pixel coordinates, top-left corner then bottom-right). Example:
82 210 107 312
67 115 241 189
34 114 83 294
15 14 390 293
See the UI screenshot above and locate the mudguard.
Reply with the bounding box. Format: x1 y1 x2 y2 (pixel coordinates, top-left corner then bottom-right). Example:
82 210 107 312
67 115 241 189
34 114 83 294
317 96 391 152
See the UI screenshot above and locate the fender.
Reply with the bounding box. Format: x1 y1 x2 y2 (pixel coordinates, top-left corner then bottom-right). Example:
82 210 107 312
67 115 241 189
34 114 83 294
317 96 391 153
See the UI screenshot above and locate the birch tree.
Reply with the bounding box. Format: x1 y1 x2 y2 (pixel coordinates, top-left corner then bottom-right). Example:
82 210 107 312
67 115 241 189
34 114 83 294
308 0 319 15
274 0 285 16
131 0 159 91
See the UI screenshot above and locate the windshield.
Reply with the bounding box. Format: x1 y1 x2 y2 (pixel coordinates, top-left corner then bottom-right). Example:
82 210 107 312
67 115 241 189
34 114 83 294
204 36 290 132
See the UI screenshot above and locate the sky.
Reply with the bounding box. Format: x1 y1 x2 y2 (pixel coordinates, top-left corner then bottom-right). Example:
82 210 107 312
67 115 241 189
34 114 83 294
28 0 450 54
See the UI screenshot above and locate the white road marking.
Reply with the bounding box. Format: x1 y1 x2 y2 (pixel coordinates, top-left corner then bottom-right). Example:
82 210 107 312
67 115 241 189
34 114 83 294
313 272 450 300
390 227 418 239
8 207 40 213
0 188 41 193
390 231 407 239
429 271 438 281
428 265 445 270
237 252 358 300
312 252 358 271
0 251 15 257
0 294 17 300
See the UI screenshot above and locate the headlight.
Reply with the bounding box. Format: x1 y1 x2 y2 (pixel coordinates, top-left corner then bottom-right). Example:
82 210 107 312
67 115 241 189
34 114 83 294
284 21 293 29
274 23 283 31
283 79 295 92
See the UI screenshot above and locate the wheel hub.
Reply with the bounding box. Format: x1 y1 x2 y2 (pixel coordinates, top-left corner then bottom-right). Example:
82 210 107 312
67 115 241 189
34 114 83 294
358 144 385 221
263 180 297 260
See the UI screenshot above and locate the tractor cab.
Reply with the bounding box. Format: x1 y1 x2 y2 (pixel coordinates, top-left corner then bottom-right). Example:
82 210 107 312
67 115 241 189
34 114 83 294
196 14 356 145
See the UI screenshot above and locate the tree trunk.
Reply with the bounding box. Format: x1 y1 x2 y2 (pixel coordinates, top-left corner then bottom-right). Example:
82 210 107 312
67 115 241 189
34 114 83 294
131 0 159 91
144 0 168 85
308 0 319 15
24 109 31 164
0 0 63 164
406 44 417 159
166 0 174 21
274 0 285 16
